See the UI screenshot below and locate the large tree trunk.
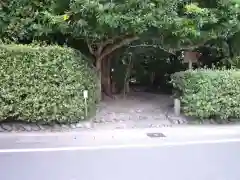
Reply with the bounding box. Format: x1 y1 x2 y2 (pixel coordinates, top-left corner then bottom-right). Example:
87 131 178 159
96 56 112 100
88 35 139 101
102 55 112 98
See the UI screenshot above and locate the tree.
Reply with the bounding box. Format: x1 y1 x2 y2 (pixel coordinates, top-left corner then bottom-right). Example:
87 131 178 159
1 0 240 97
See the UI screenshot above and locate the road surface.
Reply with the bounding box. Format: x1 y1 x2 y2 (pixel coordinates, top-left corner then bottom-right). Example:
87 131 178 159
0 126 240 180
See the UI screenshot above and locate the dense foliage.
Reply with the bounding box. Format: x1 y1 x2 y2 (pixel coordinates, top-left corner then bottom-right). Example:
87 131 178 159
0 44 97 124
171 69 240 120
1 0 240 58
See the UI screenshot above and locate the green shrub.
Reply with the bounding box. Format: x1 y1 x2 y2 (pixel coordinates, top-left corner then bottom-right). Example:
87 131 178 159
171 69 240 120
0 44 97 124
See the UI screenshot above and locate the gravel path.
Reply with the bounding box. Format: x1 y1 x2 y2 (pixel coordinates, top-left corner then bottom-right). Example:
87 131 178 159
92 92 188 129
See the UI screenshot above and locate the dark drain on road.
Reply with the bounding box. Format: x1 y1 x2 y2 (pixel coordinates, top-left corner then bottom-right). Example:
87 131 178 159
146 132 166 138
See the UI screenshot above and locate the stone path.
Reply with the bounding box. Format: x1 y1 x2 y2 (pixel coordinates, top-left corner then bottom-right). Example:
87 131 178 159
92 92 188 130
0 92 189 132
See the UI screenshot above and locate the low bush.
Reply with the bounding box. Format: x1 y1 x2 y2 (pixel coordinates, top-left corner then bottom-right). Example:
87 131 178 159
0 44 97 124
171 69 240 120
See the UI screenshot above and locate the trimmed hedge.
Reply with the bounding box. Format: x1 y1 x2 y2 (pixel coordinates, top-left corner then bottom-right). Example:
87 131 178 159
0 44 97 124
171 69 240 120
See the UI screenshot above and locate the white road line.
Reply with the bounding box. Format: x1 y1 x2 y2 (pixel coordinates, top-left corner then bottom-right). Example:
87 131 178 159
0 138 240 153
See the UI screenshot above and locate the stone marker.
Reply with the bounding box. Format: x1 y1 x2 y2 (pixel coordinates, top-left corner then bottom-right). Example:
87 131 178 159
174 98 181 116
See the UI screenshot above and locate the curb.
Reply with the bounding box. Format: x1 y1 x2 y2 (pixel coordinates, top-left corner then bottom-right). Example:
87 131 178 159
0 121 93 133
1 125 240 137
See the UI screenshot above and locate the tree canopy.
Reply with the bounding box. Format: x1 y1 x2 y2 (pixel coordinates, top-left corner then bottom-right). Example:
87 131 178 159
1 0 240 61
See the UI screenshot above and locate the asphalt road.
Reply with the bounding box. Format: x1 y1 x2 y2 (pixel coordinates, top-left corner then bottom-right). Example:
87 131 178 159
0 127 240 180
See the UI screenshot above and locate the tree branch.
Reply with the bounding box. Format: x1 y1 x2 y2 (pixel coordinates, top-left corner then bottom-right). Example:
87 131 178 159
98 36 139 61
96 35 130 56
128 44 176 55
180 41 207 51
86 39 95 56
